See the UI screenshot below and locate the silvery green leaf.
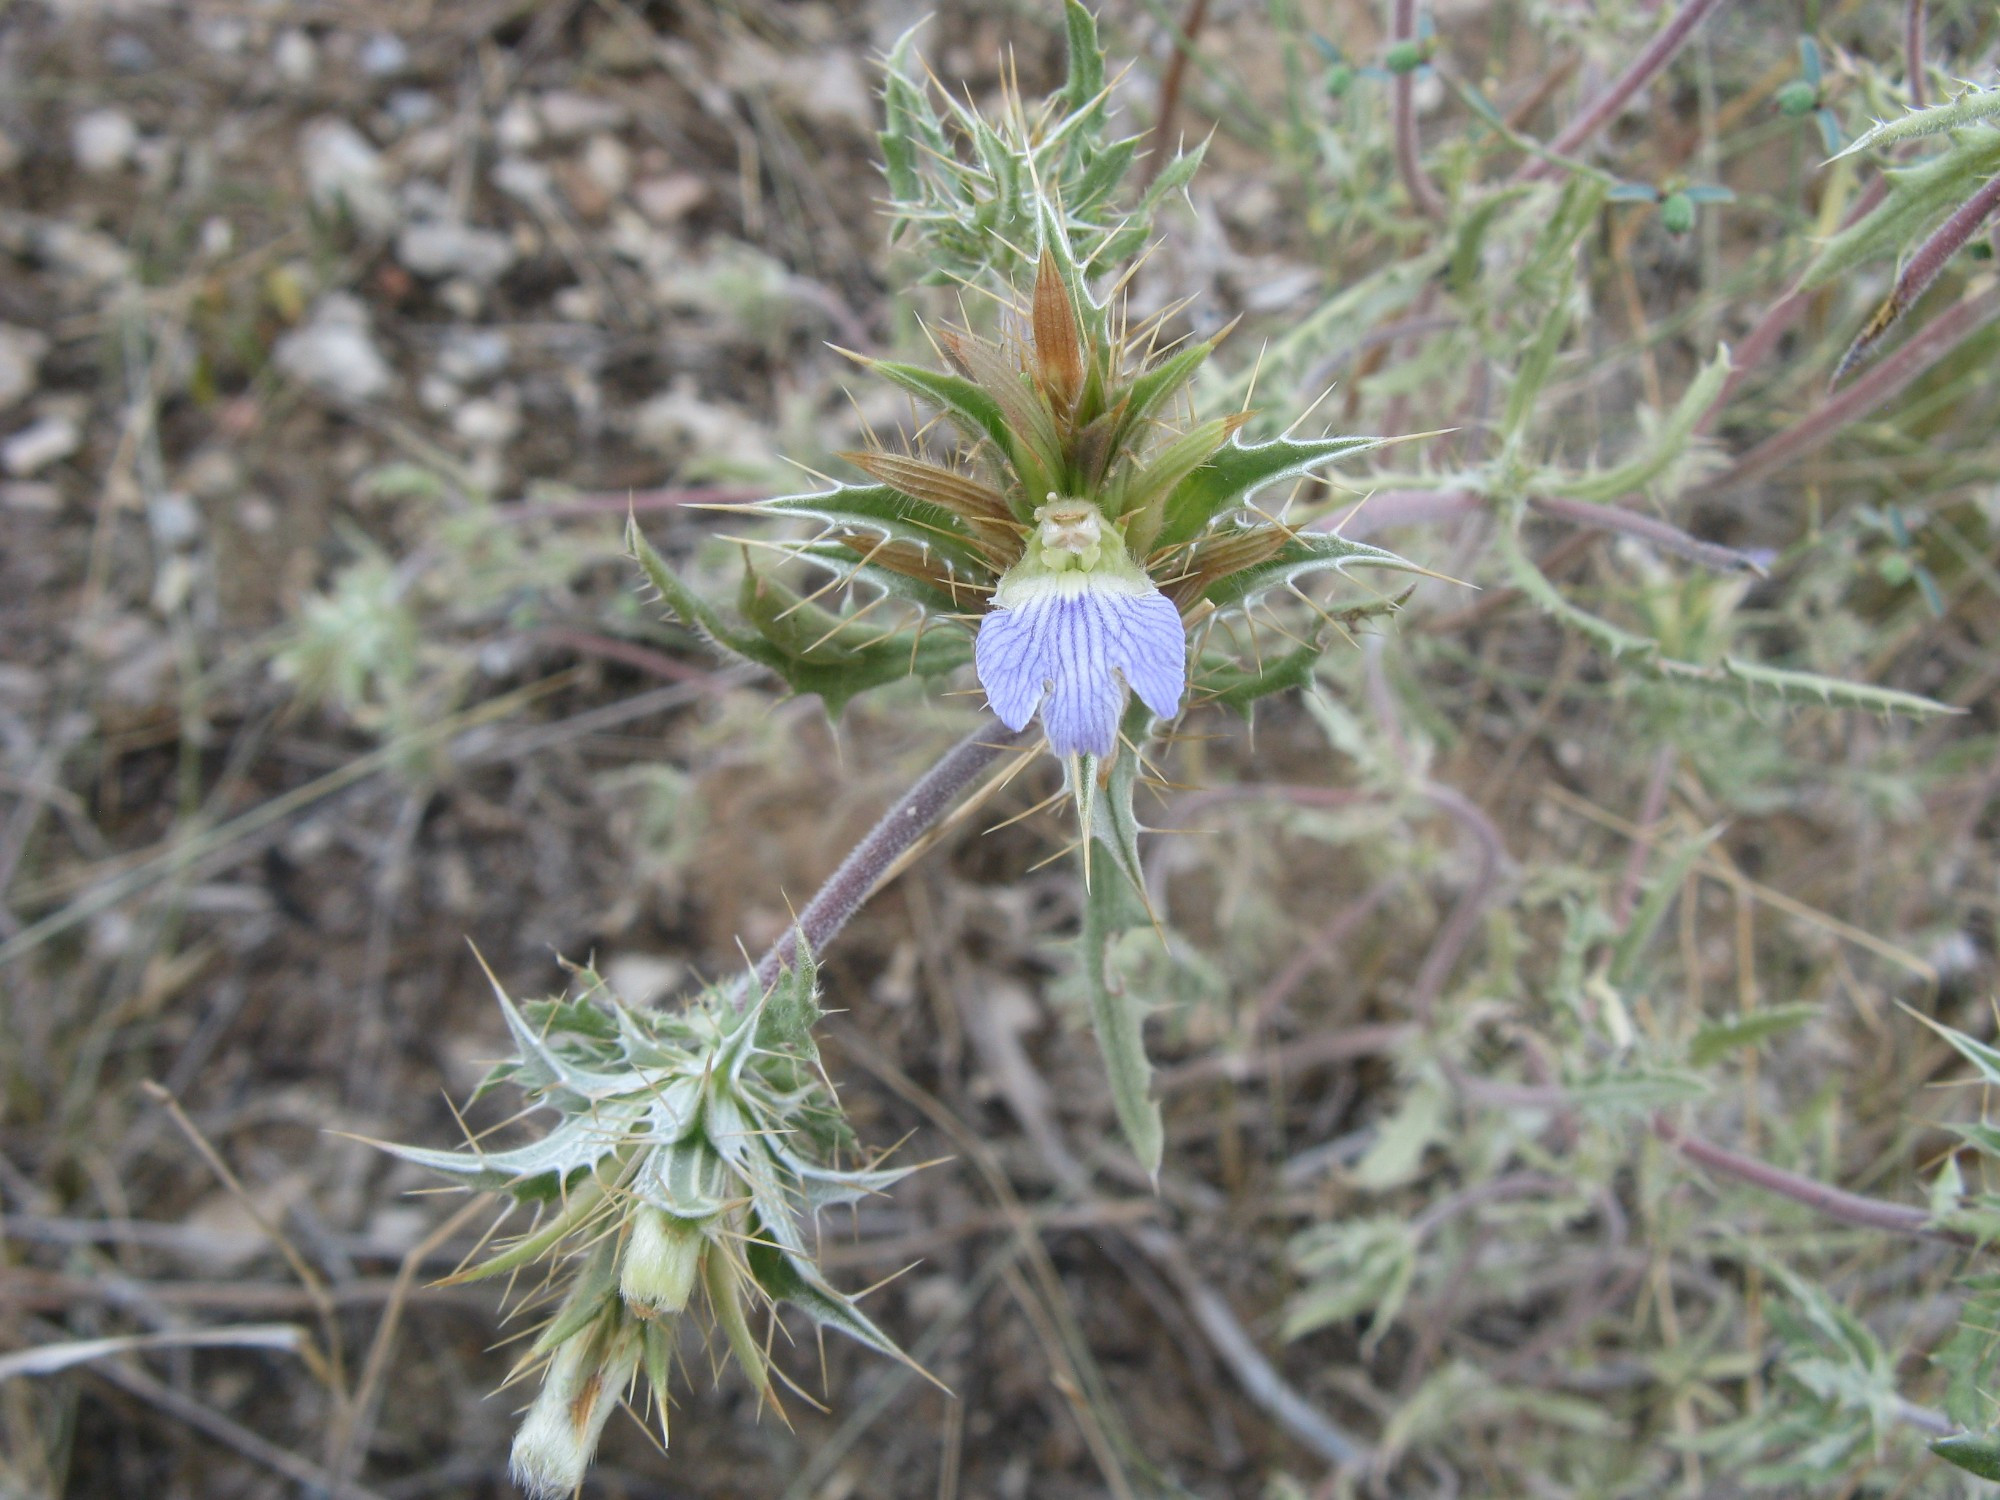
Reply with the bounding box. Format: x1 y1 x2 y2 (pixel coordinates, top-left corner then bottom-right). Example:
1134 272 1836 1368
781 1155 927 1215
1156 435 1383 549
1687 1003 1820 1066
634 1138 731 1221
745 1236 915 1366
378 1105 641 1190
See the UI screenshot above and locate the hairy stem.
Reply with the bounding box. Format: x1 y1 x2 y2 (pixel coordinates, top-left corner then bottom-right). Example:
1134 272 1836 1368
1835 171 2000 384
1392 0 1445 217
753 718 1029 989
1720 282 2000 490
1517 0 1737 182
1905 0 1928 109
1654 1114 1970 1244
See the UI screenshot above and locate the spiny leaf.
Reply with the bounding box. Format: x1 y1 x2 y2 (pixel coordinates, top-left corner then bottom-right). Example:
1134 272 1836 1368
1802 131 2000 290
1830 88 2000 161
756 482 999 574
1196 529 1427 611
1550 348 1731 503
1155 435 1383 550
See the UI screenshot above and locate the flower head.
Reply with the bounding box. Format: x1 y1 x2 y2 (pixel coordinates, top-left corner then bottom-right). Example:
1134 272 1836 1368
975 497 1184 756
739 230 1418 759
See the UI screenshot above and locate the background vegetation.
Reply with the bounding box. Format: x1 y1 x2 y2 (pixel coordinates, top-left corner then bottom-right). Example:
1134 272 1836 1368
2 0 1998 1496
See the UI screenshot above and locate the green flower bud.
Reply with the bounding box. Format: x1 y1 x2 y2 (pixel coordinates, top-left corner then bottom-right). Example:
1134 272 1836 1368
1660 192 1696 235
1775 80 1819 117
510 1318 640 1500
619 1207 706 1317
1384 40 1425 75
1324 64 1354 98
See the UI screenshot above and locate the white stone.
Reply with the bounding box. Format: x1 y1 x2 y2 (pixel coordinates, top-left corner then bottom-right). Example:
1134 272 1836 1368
273 28 317 86
72 109 138 174
273 294 394 403
494 98 541 153
0 325 49 410
395 218 515 282
581 132 631 197
634 172 706 224
452 393 519 448
359 32 410 78
435 327 509 384
3 416 80 476
536 89 626 140
300 118 397 237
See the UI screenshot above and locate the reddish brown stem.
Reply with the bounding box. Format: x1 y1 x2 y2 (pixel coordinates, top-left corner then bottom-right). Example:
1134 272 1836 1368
1392 0 1445 217
752 718 1028 990
1144 0 1212 184
1720 282 2000 489
1654 1114 1970 1244
1516 0 1738 182
1906 0 1928 109
1834 171 2000 385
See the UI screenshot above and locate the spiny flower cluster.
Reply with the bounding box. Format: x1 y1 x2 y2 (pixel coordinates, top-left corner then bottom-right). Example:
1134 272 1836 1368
382 951 916 1499
758 238 1413 766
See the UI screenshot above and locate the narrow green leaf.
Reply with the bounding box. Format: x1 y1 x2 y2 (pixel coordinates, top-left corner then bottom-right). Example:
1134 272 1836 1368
1803 131 2000 290
1197 641 1326 717
1931 1434 2000 1482
1610 828 1723 989
1688 1003 1820 1067
868 360 1021 475
1905 1007 2000 1089
1550 347 1731 503
1079 842 1163 1178
1060 0 1105 120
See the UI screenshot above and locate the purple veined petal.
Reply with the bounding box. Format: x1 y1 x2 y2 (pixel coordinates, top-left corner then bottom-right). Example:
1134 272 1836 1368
974 572 1187 757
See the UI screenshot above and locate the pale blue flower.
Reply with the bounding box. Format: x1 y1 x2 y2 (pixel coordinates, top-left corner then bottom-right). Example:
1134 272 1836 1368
974 500 1186 757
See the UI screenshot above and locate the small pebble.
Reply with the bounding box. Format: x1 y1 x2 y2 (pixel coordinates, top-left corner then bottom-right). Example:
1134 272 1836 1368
359 32 410 79
3 416 81 476
0 324 49 410
395 219 515 282
537 90 626 140
272 293 395 403
72 109 139 174
274 29 318 86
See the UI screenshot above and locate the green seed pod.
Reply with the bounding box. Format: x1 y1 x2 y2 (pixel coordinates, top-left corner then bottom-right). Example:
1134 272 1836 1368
1660 192 1696 235
1775 80 1819 117
619 1207 707 1317
1324 63 1354 97
1384 40 1424 75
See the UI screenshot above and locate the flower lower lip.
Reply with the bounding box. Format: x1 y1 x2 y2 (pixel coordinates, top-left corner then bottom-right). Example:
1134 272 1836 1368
975 569 1187 758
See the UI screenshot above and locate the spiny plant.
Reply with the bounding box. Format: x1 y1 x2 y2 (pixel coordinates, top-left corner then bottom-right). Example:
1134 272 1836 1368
381 947 921 1497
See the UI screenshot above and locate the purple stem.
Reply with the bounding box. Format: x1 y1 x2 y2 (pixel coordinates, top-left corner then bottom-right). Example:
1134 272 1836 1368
1720 281 2000 489
1320 489 1760 574
752 717 1029 990
1699 178 1891 432
1516 0 1737 182
1835 171 2000 385
1392 0 1445 217
1612 745 1677 928
1906 0 1928 109
1654 1115 1970 1244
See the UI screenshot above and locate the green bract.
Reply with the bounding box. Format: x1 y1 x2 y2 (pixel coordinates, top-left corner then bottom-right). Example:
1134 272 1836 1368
380 951 920 1498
